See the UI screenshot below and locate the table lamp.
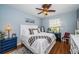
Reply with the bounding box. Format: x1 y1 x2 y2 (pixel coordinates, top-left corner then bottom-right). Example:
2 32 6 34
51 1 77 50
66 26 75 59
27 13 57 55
5 24 12 38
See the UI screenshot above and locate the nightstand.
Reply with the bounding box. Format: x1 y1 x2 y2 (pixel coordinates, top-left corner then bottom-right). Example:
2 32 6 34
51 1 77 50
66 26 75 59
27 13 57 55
48 32 61 42
0 37 17 54
54 33 61 42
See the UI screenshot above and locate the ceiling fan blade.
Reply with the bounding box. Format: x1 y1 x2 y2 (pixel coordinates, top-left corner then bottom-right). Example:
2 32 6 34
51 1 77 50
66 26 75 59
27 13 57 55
38 11 43 14
36 8 43 10
47 4 52 9
48 10 56 12
42 4 46 8
42 4 52 9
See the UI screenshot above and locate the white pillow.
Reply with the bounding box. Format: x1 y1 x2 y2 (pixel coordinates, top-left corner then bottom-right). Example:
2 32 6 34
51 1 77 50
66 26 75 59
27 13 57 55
33 29 39 34
29 28 39 34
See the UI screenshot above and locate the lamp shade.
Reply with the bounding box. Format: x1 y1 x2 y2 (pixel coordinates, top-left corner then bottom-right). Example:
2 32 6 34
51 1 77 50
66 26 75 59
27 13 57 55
5 24 12 32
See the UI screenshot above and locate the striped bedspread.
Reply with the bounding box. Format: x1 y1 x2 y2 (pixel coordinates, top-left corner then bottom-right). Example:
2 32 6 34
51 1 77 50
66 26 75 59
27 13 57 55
28 36 52 46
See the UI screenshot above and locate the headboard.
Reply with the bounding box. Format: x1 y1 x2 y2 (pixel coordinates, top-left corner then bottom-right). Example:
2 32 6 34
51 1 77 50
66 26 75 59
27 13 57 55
20 24 38 36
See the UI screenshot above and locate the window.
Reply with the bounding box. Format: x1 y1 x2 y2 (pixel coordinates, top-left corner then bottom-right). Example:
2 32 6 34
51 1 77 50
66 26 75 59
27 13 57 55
49 19 61 32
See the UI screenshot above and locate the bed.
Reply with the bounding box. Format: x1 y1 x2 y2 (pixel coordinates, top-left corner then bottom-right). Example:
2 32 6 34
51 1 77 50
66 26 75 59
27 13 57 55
20 24 56 54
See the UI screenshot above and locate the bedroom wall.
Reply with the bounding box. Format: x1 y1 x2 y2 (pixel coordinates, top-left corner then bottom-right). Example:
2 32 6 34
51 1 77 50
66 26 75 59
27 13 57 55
42 11 77 37
0 5 41 45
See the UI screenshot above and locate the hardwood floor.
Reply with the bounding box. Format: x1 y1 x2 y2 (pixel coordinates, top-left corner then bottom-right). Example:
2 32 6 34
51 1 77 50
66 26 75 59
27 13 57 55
49 41 70 54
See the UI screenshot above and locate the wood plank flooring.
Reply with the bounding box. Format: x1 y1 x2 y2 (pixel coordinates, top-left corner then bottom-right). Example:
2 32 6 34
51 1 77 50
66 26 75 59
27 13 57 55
49 41 70 54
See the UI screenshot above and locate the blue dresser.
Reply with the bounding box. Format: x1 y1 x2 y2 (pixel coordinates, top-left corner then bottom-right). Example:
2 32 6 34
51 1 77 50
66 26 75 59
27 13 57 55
0 37 17 54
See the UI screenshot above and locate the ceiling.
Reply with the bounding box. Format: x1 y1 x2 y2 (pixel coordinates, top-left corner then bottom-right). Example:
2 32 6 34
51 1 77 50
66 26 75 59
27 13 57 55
8 4 79 18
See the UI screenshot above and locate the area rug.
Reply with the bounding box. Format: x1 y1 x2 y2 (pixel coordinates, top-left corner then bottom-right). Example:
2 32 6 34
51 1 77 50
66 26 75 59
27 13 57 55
11 47 33 54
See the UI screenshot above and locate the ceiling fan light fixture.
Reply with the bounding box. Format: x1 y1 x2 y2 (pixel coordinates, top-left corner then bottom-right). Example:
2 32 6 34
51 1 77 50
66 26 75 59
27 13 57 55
43 11 48 15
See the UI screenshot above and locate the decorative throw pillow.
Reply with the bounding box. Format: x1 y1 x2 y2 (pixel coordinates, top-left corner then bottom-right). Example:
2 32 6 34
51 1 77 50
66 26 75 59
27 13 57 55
29 29 33 34
29 28 40 35
32 29 39 34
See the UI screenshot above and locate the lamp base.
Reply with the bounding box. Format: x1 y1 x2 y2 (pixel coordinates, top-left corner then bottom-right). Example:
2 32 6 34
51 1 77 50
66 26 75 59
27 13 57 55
8 30 10 38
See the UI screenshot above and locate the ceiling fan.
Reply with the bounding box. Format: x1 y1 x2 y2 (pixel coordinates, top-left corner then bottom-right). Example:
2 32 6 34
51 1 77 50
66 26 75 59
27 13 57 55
36 4 56 15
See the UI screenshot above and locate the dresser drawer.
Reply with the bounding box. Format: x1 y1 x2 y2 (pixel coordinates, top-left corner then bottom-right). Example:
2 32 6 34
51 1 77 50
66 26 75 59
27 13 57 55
1 38 17 43
1 45 17 53
1 42 17 48
1 40 17 46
